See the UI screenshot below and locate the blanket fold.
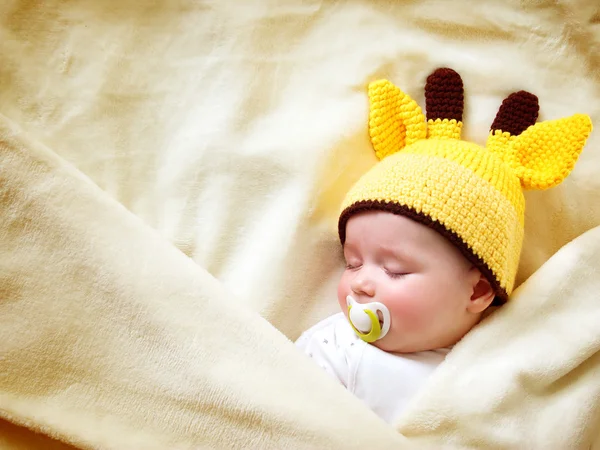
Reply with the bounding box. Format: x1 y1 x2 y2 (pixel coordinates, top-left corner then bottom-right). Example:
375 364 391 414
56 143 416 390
396 225 600 448
0 115 409 449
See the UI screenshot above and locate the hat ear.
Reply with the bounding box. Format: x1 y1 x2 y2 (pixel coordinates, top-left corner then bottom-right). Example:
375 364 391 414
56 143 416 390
368 80 426 160
505 114 592 190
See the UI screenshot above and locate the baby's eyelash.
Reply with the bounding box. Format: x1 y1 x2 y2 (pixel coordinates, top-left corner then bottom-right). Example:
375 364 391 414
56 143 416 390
386 271 408 279
345 263 361 270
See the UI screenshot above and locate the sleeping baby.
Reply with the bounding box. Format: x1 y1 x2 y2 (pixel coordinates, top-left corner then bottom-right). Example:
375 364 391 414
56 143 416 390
296 68 592 423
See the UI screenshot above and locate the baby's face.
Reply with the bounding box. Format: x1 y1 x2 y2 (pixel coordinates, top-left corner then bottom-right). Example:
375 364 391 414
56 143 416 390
338 211 490 353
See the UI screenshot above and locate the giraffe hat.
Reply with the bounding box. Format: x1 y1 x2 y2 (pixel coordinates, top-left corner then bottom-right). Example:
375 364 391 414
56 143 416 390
338 68 592 303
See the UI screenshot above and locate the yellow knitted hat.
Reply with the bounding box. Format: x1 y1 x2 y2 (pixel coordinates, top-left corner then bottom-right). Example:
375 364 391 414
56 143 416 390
339 68 592 303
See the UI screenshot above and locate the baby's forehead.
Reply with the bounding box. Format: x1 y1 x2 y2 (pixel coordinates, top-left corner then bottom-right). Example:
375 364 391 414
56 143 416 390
343 211 467 259
345 211 437 241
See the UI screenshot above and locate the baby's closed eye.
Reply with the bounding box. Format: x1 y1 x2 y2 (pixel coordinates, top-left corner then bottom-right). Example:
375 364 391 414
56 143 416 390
385 270 409 279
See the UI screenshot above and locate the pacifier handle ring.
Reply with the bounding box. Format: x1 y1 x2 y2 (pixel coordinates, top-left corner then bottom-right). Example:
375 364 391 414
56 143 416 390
373 304 391 338
347 305 382 343
346 295 391 343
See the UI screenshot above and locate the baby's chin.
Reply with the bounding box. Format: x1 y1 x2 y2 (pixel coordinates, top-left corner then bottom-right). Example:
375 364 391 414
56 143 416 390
372 334 442 354
372 339 412 354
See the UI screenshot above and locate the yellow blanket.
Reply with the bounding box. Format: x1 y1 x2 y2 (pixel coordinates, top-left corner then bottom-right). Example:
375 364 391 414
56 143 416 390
1 0 599 448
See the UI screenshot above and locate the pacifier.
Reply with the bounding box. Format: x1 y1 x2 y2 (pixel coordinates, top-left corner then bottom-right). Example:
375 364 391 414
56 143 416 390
346 295 391 343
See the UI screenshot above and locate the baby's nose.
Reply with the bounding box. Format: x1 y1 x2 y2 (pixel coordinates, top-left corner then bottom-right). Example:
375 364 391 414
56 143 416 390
350 275 375 297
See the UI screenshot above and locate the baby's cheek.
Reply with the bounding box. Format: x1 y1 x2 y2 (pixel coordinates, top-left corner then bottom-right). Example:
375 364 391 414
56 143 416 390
389 293 433 331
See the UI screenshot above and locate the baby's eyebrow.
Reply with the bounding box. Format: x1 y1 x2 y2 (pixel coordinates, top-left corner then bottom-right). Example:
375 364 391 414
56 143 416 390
379 245 416 261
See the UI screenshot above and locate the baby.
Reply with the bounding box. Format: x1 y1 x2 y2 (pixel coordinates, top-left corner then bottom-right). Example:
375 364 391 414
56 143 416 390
296 68 592 424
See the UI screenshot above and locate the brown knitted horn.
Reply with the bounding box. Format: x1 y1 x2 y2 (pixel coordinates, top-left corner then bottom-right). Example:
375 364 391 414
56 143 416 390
424 68 464 122
490 91 539 136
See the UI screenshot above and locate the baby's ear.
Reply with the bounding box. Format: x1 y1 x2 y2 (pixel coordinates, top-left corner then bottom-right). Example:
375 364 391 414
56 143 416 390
467 269 495 314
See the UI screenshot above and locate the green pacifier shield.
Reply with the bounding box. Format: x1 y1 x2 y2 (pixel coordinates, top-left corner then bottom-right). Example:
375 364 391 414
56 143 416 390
347 305 381 343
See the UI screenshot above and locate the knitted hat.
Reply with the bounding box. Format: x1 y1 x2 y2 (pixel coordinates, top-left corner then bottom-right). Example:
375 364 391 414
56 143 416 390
338 68 592 303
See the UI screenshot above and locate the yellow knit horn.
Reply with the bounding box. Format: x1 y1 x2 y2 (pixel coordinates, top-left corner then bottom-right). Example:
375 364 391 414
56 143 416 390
424 67 464 140
486 90 539 155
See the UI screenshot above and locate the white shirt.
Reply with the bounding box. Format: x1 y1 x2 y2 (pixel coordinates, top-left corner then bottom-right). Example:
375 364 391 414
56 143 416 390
296 312 449 424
